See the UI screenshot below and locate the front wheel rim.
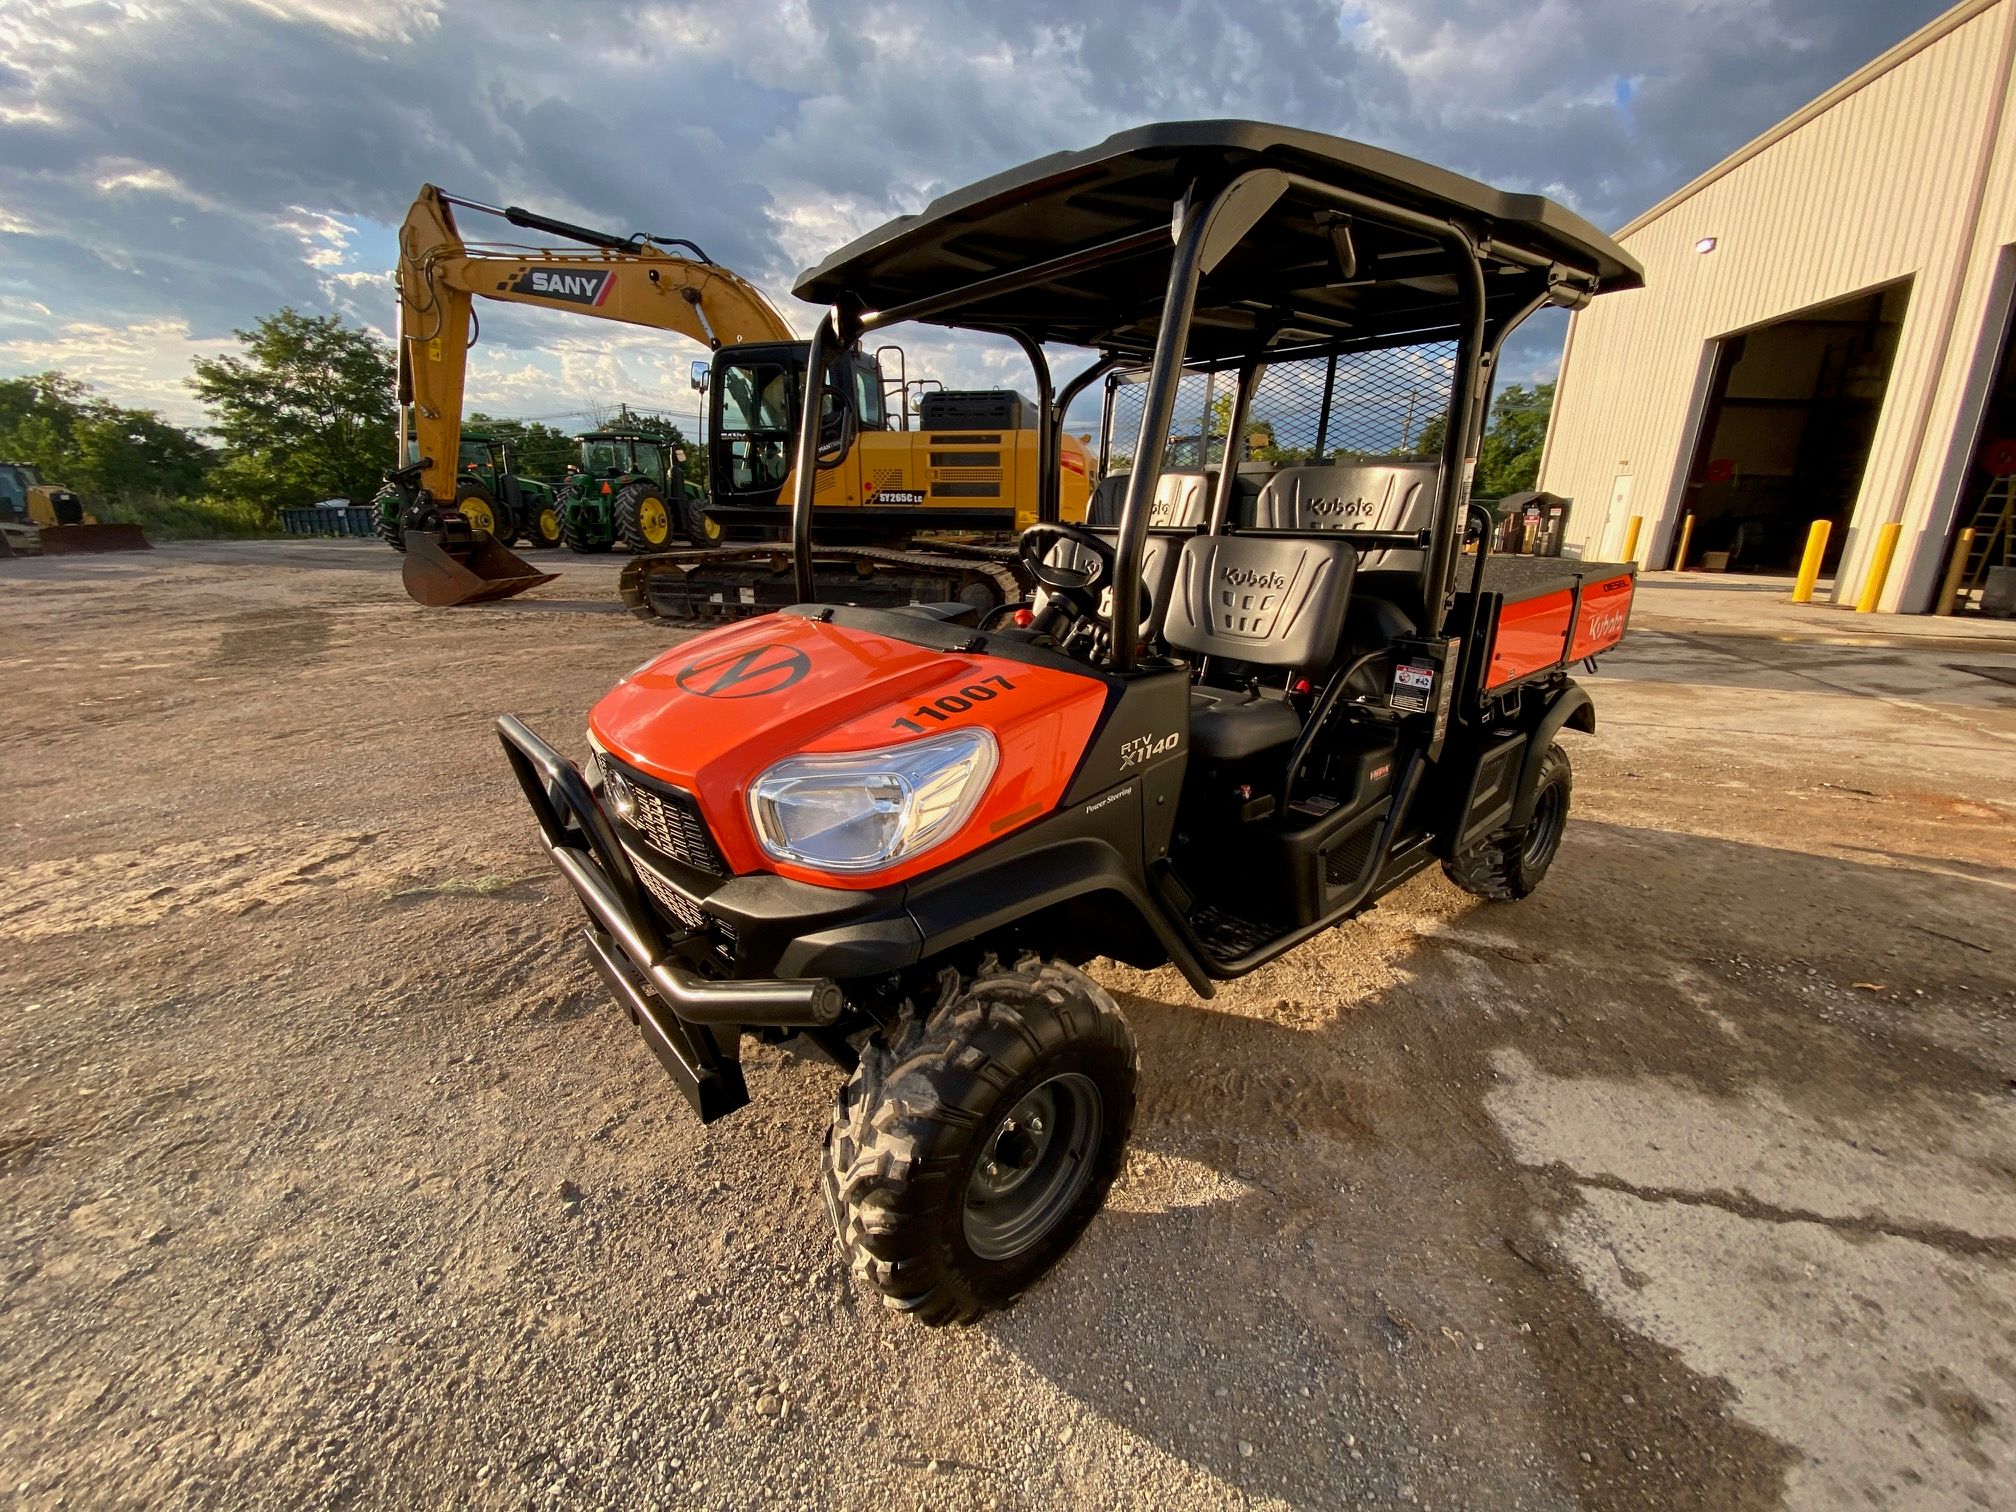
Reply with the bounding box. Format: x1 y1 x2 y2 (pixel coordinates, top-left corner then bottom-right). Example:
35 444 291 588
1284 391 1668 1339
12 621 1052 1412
539 507 560 540
962 1072 1102 1262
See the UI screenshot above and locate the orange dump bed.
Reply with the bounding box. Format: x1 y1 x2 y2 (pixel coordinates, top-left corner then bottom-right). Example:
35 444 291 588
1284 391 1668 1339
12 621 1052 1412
1470 556 1636 690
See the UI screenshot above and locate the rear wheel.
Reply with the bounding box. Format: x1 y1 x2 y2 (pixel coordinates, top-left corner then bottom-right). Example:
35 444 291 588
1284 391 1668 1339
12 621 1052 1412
614 481 675 552
455 479 513 542
373 484 406 553
1444 741 1572 901
822 956 1136 1325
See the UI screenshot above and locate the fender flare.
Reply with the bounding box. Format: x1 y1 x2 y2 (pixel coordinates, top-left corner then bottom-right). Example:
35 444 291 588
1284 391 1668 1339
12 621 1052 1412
1510 683 1593 827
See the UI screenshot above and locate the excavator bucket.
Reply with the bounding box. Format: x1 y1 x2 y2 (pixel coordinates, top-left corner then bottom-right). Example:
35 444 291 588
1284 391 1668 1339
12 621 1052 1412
401 525 557 606
37 522 152 554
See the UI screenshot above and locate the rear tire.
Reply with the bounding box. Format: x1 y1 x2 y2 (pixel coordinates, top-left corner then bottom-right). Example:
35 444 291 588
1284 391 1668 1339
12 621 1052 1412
373 484 406 553
1444 741 1572 901
454 478 513 541
614 481 675 553
822 956 1136 1326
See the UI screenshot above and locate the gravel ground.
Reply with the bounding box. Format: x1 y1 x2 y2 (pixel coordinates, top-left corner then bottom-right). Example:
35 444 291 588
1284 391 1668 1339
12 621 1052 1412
3 544 2013 1509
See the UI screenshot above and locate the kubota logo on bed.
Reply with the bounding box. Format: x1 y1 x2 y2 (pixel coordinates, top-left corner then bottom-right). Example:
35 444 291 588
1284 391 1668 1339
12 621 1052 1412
1584 603 1629 641
506 267 614 306
1222 567 1288 590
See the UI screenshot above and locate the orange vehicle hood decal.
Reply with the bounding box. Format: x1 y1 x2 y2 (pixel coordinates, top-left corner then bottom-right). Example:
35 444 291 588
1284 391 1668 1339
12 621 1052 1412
590 614 1108 887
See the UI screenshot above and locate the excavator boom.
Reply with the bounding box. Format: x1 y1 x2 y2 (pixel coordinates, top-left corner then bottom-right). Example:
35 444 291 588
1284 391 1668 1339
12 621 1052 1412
390 185 794 604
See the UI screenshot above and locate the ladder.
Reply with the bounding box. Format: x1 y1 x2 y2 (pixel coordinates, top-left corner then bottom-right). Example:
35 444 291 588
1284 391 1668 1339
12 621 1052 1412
1957 474 2014 595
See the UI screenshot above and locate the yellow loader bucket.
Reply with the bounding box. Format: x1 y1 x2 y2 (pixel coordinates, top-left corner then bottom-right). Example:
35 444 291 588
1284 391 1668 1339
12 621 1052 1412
401 526 557 607
38 522 152 554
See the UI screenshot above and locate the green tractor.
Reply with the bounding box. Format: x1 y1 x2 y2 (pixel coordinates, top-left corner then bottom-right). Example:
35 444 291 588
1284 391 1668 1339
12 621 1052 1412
375 432 562 553
557 431 714 553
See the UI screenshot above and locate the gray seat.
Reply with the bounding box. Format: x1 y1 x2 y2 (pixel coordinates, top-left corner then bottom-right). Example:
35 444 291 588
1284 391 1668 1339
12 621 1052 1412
1162 533 1356 669
1162 534 1358 762
1087 469 1215 527
1250 459 1437 571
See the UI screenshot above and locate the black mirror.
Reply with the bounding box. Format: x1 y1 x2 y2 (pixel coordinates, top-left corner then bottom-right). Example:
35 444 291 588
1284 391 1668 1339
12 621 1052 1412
690 359 710 392
816 381 855 466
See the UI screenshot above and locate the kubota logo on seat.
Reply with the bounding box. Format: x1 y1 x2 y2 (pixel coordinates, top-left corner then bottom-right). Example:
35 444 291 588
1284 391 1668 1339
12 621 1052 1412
1306 497 1376 519
1222 567 1288 589
674 643 811 698
506 267 614 306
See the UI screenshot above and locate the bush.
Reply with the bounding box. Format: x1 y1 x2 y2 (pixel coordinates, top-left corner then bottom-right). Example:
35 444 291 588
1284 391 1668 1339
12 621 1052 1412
88 488 277 540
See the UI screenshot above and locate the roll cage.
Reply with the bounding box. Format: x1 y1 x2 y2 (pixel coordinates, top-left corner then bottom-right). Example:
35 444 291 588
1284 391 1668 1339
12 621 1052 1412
783 120 1641 667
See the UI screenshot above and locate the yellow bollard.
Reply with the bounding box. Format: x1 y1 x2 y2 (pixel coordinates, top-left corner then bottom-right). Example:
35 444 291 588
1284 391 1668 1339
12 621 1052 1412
1674 512 1696 571
1935 526 1975 615
1855 520 1904 613
1791 519 1831 603
1620 514 1643 563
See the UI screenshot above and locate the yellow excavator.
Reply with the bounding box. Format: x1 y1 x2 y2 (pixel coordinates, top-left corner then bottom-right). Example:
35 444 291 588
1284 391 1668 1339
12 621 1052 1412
389 185 1091 609
0 462 151 557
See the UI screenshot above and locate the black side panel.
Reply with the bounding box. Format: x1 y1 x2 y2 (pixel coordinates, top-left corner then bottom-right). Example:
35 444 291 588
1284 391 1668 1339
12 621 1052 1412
1063 663 1192 805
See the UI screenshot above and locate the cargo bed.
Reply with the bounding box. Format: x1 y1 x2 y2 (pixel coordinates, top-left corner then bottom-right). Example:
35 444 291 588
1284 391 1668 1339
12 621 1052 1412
1459 555 1636 690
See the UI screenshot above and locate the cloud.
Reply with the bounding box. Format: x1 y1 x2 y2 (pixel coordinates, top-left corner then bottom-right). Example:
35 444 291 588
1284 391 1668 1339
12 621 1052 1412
0 0 1957 432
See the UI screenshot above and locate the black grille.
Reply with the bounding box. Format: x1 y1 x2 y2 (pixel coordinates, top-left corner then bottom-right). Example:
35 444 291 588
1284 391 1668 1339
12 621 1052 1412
604 759 727 876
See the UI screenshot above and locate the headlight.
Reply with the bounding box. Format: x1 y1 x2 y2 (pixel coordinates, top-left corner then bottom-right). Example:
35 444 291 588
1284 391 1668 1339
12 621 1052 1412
748 730 997 873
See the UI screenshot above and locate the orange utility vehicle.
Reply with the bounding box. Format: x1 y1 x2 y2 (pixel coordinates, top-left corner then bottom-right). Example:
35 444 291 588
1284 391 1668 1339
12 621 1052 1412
500 122 1641 1323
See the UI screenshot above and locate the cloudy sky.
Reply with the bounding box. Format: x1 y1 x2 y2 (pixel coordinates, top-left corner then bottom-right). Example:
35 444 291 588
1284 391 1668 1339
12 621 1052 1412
0 0 1955 437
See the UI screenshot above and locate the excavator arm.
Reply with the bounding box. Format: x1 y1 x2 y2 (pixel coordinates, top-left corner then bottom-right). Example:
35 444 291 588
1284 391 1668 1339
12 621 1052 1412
394 184 795 513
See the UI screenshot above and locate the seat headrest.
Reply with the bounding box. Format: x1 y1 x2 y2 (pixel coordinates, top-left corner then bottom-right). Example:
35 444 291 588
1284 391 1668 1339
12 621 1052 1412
1252 460 1438 532
1089 469 1215 528
1162 534 1356 668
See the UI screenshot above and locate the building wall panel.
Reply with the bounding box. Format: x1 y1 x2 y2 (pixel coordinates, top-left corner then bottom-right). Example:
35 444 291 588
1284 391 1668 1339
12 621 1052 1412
1540 1 2016 608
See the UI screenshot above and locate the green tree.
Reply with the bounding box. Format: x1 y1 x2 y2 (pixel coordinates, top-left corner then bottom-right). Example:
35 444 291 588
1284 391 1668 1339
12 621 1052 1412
188 308 395 514
1404 381 1553 492
1475 381 1553 496
464 413 576 481
0 371 213 499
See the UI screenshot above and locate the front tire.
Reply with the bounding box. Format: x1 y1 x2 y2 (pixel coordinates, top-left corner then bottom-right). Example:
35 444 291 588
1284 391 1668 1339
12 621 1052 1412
614 481 675 553
522 497 564 549
682 489 722 547
822 956 1136 1326
1444 741 1572 900
373 484 406 553
560 499 611 554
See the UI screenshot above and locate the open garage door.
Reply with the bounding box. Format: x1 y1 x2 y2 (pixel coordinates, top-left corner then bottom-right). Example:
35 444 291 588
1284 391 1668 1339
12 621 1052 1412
1679 282 1909 573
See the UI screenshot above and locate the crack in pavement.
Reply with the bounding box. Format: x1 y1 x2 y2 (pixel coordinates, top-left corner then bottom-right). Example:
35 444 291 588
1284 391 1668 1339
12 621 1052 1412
1538 1164 2016 1262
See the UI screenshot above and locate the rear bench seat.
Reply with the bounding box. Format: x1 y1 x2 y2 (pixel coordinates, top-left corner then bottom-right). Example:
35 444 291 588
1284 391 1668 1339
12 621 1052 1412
1247 458 1439 640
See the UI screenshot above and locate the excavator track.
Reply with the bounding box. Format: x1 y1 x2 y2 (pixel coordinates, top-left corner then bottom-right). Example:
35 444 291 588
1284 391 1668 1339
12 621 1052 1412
618 541 1029 625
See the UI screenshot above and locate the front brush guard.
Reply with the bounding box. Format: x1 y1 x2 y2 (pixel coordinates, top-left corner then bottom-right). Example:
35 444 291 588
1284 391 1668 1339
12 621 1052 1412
496 714 844 1122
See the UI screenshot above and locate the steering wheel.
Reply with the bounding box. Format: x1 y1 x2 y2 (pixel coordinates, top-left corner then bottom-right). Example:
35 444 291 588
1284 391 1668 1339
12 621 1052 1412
1019 521 1117 593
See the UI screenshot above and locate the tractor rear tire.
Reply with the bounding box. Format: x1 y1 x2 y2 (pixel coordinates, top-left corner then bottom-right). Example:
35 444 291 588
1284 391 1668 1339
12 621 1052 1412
822 956 1136 1326
373 484 406 553
455 478 514 542
614 481 676 553
1444 741 1572 901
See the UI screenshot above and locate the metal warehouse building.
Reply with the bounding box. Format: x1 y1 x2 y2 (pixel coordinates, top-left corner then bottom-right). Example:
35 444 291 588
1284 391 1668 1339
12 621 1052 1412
1539 0 2016 612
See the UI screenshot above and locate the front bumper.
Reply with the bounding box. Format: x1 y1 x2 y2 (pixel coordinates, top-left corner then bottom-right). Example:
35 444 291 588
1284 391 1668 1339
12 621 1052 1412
497 715 853 1122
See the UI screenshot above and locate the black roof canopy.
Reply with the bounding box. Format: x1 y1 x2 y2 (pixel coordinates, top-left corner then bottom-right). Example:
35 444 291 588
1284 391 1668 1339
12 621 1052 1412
794 121 1642 362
